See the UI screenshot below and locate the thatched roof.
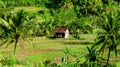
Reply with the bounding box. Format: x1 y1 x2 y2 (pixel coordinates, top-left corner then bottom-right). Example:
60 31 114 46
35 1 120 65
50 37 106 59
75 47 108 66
54 27 68 33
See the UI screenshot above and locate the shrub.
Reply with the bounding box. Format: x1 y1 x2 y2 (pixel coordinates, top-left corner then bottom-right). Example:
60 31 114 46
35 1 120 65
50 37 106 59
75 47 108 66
1 55 16 67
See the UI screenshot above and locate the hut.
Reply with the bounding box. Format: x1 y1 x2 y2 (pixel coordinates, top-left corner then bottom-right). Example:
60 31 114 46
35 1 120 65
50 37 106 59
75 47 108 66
54 27 69 38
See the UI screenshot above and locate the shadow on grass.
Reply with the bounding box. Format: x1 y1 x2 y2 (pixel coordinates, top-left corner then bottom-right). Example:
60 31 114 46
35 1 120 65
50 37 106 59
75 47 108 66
63 41 94 45
31 61 117 67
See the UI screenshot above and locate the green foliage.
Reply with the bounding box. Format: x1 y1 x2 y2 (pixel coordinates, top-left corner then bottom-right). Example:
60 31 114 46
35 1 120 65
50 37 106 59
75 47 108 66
72 0 104 17
0 0 47 7
37 21 54 36
0 0 120 66
92 11 120 65
45 0 64 9
85 46 104 63
0 0 5 8
0 0 120 38
0 10 36 55
1 55 16 67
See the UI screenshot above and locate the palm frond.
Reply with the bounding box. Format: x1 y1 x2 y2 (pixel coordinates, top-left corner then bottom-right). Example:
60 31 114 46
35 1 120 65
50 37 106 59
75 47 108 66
99 39 107 53
92 38 105 48
5 39 15 48
0 39 9 46
0 18 10 27
0 24 11 35
86 46 91 53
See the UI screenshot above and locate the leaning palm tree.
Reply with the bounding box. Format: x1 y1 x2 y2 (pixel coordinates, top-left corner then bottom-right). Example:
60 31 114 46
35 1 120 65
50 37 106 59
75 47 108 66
92 11 120 65
0 10 35 55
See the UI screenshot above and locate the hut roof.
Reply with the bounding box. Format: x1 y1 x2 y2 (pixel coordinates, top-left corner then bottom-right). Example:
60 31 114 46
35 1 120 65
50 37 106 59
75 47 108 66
54 27 68 33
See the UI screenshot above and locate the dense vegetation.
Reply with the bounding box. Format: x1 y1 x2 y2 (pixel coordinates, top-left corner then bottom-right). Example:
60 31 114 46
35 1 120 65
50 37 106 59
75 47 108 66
0 0 120 36
0 0 120 67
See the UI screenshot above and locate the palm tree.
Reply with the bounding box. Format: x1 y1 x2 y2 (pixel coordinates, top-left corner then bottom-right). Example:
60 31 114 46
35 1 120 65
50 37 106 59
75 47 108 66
0 10 35 55
91 11 120 65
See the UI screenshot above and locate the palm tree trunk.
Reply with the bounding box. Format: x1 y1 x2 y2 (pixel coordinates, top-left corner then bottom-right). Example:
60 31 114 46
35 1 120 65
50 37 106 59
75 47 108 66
106 48 110 66
14 38 18 55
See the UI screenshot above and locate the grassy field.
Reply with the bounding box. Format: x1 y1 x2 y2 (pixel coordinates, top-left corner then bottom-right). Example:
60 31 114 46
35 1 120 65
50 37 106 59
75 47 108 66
0 34 94 63
0 34 120 67
0 37 93 60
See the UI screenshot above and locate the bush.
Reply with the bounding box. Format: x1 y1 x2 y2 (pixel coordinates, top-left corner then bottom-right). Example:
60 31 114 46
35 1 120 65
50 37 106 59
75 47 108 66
1 55 16 67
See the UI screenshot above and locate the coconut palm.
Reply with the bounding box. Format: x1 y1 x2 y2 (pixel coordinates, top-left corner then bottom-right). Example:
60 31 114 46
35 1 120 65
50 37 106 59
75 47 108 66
0 10 35 55
92 11 120 65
